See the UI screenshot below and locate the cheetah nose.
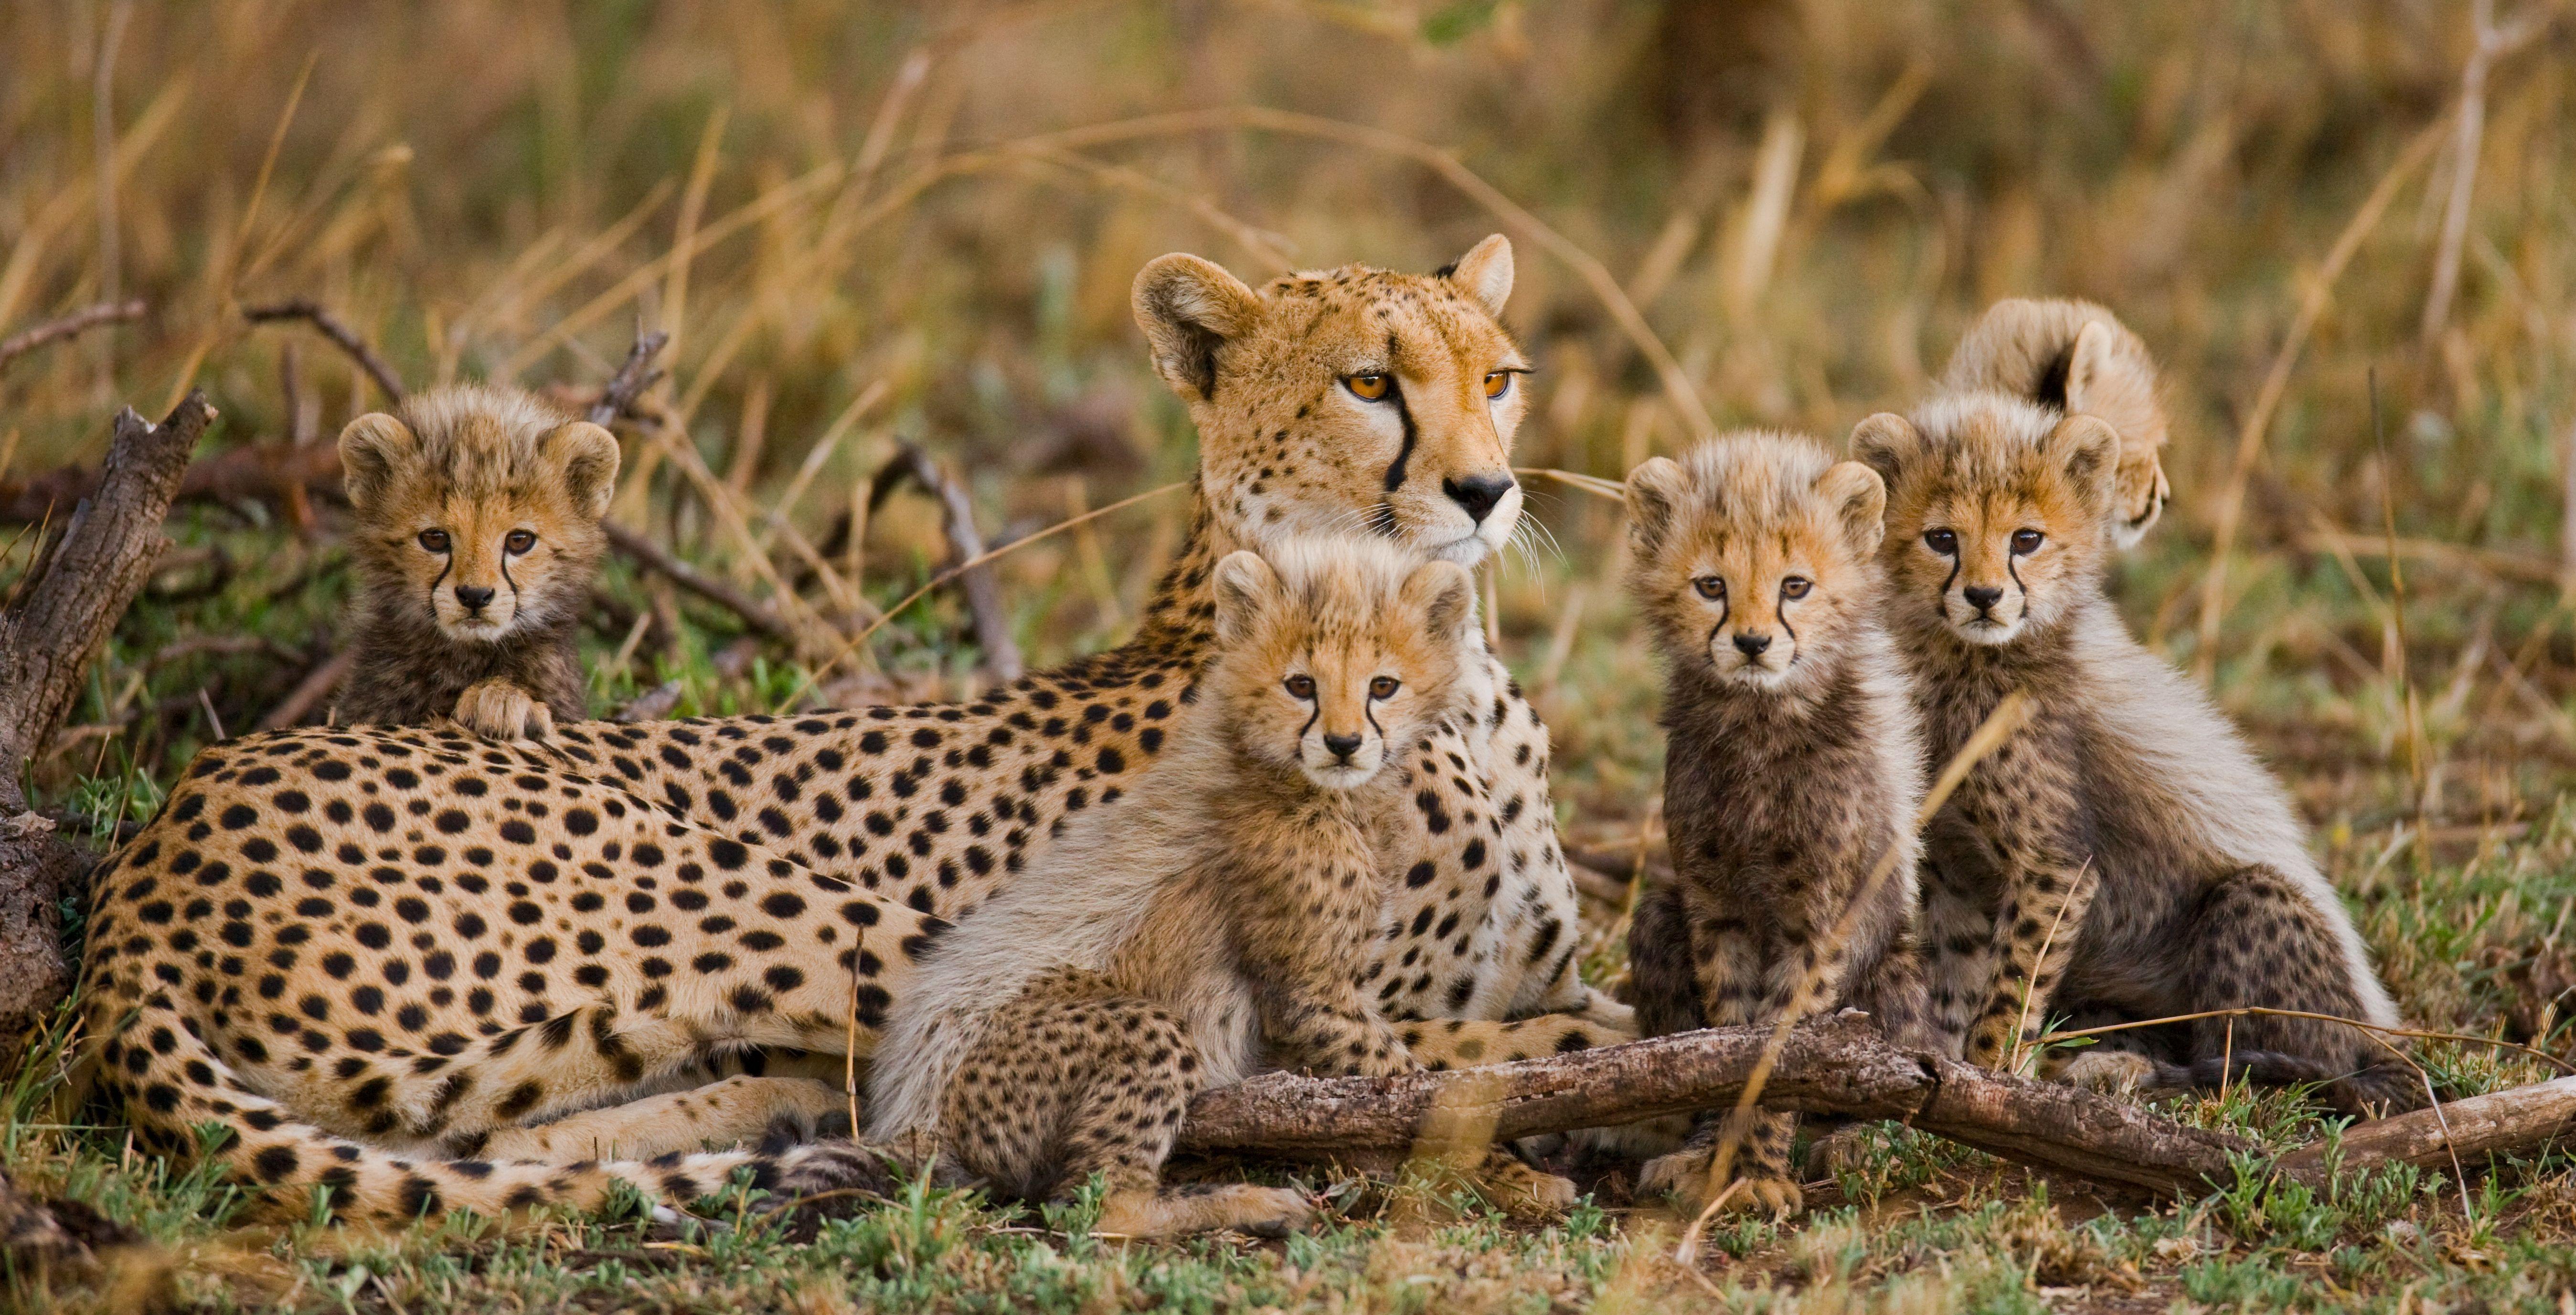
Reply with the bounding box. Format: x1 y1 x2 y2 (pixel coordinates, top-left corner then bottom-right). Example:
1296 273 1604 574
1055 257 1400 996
1441 473 1516 524
454 584 497 611
1962 585 2004 614
1322 732 1364 761
1732 633 1771 657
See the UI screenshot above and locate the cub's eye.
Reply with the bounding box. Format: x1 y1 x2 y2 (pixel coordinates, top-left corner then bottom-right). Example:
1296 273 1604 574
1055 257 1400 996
417 530 451 552
1923 529 1958 555
504 530 537 554
1780 577 1811 600
1284 675 1317 700
1369 676 1401 700
1344 373 1392 402
2010 529 2044 554
1692 576 1725 601
1483 370 1512 400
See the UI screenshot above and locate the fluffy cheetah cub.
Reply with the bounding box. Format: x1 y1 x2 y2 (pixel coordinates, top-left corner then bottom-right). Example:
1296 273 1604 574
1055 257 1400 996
1940 298 2171 547
1855 394 2414 1113
1620 434 1930 1218
868 538 1567 1238
336 384 617 740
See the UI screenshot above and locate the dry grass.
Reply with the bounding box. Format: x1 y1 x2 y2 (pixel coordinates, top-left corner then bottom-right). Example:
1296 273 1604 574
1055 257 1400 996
4 0 2576 1309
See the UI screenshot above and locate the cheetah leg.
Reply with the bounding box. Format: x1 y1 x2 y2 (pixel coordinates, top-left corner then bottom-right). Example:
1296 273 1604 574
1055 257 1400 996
1917 860 1995 1059
2177 864 2416 1114
452 678 553 741
1965 855 2100 1071
461 1075 852 1162
1635 913 1809 1217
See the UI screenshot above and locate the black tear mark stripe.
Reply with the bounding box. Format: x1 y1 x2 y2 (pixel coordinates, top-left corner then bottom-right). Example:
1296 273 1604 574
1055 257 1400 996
1381 334 1417 494
427 550 453 615
2007 553 2030 622
1775 593 1797 648
500 539 522 607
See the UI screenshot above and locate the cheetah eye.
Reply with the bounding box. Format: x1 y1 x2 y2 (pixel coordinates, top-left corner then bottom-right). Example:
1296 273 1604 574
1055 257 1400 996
1369 676 1400 700
2010 529 2044 555
1284 675 1317 700
1780 577 1811 600
1483 371 1512 400
504 530 537 555
1692 576 1724 601
1923 529 1958 555
417 530 451 552
1344 373 1392 402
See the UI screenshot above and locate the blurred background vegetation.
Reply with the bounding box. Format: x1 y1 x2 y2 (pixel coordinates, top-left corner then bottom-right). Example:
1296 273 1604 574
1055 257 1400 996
7 2 2576 1307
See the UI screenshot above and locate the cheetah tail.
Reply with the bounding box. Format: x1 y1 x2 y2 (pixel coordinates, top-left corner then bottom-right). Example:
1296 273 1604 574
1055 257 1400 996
2151 1050 2427 1119
100 1003 801 1224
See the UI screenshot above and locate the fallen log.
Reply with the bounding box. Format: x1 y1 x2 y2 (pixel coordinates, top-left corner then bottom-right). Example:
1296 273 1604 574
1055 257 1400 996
2277 1073 2576 1185
1181 1014 2248 1197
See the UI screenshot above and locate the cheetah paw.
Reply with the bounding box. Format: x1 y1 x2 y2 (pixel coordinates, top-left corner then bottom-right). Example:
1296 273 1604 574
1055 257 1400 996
1801 1125 1879 1180
1480 1155 1577 1220
2055 1049 2157 1096
1640 1149 1803 1220
452 679 553 741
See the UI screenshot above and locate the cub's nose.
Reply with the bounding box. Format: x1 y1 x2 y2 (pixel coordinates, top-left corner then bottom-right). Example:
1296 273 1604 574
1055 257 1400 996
1322 732 1364 761
1732 633 1772 657
1962 585 2004 614
454 584 497 611
1441 473 1516 524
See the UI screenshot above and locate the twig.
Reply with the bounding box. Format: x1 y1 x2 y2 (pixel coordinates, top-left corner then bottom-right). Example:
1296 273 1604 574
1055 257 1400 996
866 444 1022 683
586 329 671 427
254 649 353 732
601 520 794 644
612 680 683 724
2034 1006 2576 1078
2420 0 2559 348
241 298 406 403
0 300 145 376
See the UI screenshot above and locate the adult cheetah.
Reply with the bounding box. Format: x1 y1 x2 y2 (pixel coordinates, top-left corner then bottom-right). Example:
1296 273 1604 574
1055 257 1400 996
74 235 1630 1222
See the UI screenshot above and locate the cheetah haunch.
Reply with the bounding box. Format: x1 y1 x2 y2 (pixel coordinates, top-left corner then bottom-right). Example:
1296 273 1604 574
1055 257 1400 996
74 237 1626 1224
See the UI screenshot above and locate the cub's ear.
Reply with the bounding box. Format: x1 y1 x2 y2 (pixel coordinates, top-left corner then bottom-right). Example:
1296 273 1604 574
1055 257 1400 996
1622 456 1689 556
338 413 417 511
1132 254 1263 402
1211 550 1278 647
2062 318 2117 417
1402 559 1478 647
1848 413 1919 491
1443 233 1514 318
2045 414 2122 518
547 421 623 522
1816 460 1887 557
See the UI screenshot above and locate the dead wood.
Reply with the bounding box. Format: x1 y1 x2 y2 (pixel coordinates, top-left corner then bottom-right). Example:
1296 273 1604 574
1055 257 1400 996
587 330 671 427
0 431 341 526
1181 1014 2250 1197
240 298 406 403
602 520 795 643
254 649 355 732
869 442 1023 682
2277 1073 2576 1185
0 300 146 375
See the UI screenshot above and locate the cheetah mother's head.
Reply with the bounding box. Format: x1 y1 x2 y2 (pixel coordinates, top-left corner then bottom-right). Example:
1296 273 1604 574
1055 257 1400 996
1132 236 1529 568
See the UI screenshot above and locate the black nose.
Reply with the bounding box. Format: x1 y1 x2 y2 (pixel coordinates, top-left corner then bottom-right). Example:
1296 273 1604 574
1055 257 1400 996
1441 473 1516 524
1733 633 1772 657
1322 732 1363 760
454 584 496 610
1962 585 2004 614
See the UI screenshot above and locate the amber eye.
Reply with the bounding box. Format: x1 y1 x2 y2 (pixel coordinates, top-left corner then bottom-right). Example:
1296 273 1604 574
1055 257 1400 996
1483 370 1512 400
1284 675 1317 699
1780 577 1811 600
1344 373 1392 402
504 530 537 554
417 530 451 552
1692 576 1725 601
1923 529 1958 555
1369 676 1400 700
2010 529 2044 554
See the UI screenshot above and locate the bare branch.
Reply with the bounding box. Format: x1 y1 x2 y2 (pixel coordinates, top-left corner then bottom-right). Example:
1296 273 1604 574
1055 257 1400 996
602 520 795 644
0 300 146 376
587 329 671 427
868 443 1023 682
241 298 407 403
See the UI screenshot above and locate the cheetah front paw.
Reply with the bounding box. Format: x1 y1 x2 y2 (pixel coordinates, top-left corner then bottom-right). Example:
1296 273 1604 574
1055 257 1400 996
2054 1049 2157 1096
1801 1124 1878 1180
1479 1151 1577 1220
1640 1148 1803 1220
452 679 554 741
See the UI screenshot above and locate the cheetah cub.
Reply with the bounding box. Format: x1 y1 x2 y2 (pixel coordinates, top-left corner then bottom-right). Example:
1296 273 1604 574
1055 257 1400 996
1619 434 1930 1219
1854 394 2414 1113
1940 297 2171 547
336 383 617 740
868 537 1569 1238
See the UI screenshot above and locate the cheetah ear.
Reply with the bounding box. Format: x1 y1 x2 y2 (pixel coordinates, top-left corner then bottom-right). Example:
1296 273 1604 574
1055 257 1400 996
1849 413 1919 492
1211 550 1278 647
1442 234 1513 318
1402 559 1477 647
1132 254 1262 403
547 421 623 521
1621 456 1688 556
1816 461 1887 557
2060 318 2116 416
338 413 417 511
2046 414 2122 518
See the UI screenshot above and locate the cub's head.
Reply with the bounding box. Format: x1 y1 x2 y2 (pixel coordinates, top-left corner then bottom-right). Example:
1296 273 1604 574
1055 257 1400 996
340 383 619 644
1940 297 2170 547
1623 433 1886 692
1132 236 1528 567
1208 538 1475 790
1853 394 2120 647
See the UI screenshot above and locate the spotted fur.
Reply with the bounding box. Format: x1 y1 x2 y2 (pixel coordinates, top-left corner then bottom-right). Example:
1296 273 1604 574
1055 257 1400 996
74 239 1625 1223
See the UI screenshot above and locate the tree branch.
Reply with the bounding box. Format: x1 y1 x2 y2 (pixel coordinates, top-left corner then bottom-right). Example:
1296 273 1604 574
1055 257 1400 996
0 300 146 375
241 298 406 403
587 329 671 427
601 520 794 644
869 443 1023 682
